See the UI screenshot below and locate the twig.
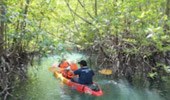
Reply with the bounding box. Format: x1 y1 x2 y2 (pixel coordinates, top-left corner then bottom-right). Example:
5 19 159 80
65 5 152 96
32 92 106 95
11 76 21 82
64 0 92 25
77 0 94 19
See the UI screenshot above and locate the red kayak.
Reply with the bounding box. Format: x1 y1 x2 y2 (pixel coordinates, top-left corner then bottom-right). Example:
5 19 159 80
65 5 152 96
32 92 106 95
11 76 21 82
53 70 103 96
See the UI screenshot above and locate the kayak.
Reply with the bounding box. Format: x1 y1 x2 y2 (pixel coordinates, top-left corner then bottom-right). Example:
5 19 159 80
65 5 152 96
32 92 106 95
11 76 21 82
53 69 103 96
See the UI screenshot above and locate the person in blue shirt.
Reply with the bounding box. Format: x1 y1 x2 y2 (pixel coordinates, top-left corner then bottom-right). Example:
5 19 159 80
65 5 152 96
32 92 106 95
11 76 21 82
71 60 95 85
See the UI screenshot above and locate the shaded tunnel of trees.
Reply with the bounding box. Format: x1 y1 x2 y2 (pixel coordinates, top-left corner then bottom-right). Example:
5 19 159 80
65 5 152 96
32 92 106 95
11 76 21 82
0 0 170 99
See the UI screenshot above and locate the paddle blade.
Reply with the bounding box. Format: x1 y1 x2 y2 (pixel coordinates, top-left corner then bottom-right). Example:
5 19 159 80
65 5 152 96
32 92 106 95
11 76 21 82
98 69 112 75
48 67 59 72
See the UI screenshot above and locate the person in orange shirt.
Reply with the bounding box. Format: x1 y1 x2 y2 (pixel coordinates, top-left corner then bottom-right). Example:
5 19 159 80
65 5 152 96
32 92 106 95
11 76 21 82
64 60 78 79
58 59 69 73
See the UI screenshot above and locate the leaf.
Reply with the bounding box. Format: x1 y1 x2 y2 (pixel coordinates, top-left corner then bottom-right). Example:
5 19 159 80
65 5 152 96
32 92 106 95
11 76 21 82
148 72 157 79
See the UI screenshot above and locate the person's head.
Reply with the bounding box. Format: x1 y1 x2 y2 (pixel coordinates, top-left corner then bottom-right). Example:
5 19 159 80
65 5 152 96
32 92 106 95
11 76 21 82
78 60 87 67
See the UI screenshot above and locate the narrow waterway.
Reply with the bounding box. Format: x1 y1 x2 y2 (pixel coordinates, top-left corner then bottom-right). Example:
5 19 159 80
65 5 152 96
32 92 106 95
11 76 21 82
9 53 166 100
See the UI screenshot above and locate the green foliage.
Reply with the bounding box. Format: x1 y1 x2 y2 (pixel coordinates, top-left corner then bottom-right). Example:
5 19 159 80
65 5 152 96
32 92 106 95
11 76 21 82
3 0 73 56
3 0 170 58
148 72 158 79
148 63 170 80
53 0 170 56
156 63 170 73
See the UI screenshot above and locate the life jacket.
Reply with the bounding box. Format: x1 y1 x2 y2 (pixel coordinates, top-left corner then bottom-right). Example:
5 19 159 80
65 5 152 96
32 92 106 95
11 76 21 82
59 61 69 68
67 63 78 79
59 61 69 73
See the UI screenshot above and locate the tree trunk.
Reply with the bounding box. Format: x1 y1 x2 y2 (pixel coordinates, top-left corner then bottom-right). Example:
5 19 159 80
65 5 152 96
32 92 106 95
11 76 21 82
164 0 170 34
0 1 5 55
166 0 170 18
20 0 29 52
23 0 29 30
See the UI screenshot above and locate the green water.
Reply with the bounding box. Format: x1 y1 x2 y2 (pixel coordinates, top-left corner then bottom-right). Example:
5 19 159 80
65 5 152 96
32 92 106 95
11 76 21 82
9 53 166 100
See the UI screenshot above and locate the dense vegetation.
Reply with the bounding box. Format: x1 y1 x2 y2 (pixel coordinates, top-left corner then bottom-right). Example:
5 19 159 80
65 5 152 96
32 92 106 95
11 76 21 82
0 0 170 99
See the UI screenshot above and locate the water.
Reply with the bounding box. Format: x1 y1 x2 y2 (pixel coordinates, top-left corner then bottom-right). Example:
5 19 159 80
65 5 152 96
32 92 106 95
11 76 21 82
8 53 166 100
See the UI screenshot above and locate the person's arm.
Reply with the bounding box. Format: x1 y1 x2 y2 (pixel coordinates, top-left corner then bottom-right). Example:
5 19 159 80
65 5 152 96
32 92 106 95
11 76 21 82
73 69 80 75
65 66 71 70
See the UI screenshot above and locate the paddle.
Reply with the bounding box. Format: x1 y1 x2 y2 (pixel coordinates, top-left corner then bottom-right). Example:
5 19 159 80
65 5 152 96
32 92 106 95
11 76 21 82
48 67 60 72
98 69 112 75
48 63 64 72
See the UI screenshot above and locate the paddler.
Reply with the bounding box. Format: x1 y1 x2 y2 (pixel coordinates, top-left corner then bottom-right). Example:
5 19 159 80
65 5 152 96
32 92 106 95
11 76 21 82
58 59 69 73
65 60 78 79
71 60 95 85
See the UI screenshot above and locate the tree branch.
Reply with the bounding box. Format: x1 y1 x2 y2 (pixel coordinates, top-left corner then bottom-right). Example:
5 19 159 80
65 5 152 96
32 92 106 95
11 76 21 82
95 0 97 16
77 0 94 19
64 0 92 25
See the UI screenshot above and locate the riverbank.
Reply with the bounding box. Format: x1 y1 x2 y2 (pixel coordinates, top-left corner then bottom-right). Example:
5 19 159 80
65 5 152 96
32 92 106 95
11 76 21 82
0 51 35 100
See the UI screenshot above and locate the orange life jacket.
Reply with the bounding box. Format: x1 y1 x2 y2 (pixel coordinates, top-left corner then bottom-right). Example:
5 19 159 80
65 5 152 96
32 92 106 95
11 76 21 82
59 61 69 68
59 61 69 73
67 63 78 79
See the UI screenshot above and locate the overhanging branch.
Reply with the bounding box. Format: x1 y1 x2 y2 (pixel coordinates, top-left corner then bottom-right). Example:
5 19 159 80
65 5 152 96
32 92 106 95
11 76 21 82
64 0 92 25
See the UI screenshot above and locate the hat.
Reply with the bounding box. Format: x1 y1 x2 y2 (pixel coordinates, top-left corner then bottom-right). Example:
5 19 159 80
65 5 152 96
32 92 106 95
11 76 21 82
78 60 87 66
